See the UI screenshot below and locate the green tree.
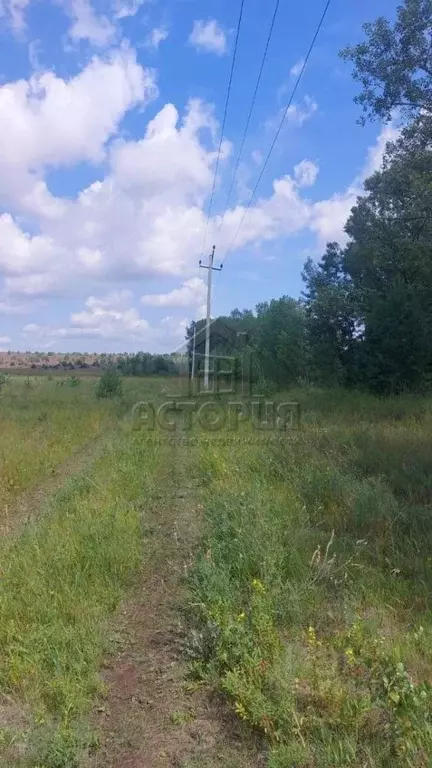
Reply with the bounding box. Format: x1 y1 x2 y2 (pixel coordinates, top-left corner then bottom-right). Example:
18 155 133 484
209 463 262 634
362 280 428 393
341 0 432 124
95 369 123 399
255 297 308 386
302 244 357 385
185 317 245 374
344 117 432 389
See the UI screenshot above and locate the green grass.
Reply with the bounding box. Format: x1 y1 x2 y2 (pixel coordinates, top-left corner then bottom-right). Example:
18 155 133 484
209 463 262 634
0 374 177 513
188 388 432 767
0 375 172 767
2 376 431 766
0 376 119 511
0 426 166 766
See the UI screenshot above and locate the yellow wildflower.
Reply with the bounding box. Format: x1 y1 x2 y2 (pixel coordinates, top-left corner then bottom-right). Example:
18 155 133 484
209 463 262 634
235 701 248 720
251 578 266 593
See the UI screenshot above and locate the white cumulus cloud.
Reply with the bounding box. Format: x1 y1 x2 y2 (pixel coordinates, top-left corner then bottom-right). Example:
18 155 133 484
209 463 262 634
145 26 169 50
189 19 227 56
294 160 319 188
0 48 157 217
21 292 188 351
311 123 399 245
290 58 305 77
266 95 318 133
286 95 318 126
68 0 116 46
2 0 150 48
0 98 222 300
0 28 396 351
114 0 145 19
0 117 394 309
70 291 149 338
1 0 118 44
141 277 206 310
0 0 30 30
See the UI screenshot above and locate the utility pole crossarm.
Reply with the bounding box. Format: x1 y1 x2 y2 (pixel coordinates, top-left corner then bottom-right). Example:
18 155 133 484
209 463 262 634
198 246 223 272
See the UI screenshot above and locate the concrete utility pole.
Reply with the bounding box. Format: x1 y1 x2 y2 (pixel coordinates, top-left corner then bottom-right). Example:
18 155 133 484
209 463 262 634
191 324 197 381
199 245 223 390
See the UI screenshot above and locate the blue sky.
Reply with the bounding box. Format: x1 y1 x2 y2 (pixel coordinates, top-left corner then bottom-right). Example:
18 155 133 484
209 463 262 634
0 0 397 352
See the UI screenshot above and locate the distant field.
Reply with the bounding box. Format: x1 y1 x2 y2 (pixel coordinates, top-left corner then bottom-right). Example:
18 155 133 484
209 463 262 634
0 367 102 377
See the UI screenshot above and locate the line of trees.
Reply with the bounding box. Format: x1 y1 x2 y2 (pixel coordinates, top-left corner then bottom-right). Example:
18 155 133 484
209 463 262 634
186 0 432 395
117 352 180 376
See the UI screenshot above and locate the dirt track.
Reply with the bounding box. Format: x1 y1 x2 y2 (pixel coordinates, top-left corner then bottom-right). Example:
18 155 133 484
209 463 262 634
84 437 265 768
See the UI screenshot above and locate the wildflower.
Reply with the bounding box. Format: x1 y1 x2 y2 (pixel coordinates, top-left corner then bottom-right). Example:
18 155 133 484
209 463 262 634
235 701 248 720
307 625 317 647
252 578 266 593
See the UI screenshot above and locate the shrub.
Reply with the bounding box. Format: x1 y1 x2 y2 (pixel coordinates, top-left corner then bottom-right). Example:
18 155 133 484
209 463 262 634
95 369 123 399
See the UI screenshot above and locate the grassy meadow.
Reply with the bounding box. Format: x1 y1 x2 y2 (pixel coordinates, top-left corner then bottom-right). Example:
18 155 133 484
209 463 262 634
0 374 431 767
0 374 171 765
0 374 179 514
0 375 117 513
188 388 432 767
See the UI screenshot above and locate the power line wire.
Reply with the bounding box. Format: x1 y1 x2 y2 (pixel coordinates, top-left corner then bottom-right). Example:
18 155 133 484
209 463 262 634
218 0 281 234
220 0 332 265
200 0 246 259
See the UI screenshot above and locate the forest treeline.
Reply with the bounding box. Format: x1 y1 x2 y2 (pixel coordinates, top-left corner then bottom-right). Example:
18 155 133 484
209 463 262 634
187 0 432 395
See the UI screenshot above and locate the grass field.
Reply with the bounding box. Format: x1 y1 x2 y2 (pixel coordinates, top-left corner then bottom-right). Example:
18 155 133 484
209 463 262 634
0 374 172 766
189 388 432 767
0 374 179 515
0 376 119 514
0 376 431 767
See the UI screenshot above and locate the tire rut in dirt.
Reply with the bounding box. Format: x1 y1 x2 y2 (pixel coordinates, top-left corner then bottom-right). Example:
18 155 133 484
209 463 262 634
83 437 265 768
